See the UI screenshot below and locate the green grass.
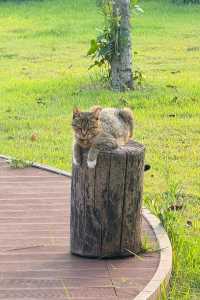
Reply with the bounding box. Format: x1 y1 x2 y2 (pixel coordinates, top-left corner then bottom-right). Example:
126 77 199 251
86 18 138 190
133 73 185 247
0 0 200 298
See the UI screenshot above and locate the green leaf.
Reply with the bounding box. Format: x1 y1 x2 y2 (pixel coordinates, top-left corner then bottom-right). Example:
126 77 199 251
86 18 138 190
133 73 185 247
131 0 139 5
134 5 144 14
87 39 98 56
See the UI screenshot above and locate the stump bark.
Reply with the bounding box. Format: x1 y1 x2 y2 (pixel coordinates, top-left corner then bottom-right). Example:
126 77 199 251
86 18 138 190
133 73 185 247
70 140 145 258
111 0 133 91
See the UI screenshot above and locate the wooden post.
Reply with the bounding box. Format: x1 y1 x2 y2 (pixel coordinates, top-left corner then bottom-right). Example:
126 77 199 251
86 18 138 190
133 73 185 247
70 140 145 258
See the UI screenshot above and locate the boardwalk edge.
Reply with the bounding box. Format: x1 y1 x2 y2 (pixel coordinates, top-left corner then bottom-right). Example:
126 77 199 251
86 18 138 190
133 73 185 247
0 154 71 178
135 208 172 300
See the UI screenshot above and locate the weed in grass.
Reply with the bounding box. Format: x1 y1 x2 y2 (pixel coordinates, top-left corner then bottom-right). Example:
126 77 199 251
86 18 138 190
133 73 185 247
144 174 200 299
9 158 33 169
141 233 155 253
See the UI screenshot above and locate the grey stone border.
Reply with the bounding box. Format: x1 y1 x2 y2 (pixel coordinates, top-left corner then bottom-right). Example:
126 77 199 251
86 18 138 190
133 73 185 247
0 154 71 177
134 208 172 300
0 154 172 300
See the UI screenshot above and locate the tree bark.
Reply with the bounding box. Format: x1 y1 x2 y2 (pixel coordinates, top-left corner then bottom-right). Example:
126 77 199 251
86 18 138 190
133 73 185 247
70 140 145 258
111 0 133 91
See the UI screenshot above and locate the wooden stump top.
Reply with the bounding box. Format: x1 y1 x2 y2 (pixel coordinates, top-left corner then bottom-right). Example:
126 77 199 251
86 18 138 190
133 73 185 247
0 157 160 300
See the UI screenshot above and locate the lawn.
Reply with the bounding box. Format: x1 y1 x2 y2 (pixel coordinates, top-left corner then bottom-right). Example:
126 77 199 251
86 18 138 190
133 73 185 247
0 0 200 298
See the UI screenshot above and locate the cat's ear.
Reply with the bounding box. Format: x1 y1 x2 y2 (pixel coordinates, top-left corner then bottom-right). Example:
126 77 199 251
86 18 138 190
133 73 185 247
73 107 81 118
91 106 102 119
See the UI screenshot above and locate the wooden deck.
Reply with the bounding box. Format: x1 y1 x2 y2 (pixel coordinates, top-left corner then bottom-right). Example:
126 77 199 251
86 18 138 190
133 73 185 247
0 157 160 300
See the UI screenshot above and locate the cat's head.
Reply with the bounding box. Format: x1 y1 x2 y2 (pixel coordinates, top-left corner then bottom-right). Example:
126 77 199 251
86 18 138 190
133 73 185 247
72 106 102 145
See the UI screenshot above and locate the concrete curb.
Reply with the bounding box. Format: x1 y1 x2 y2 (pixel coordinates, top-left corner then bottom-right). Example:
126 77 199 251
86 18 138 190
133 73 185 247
135 209 172 300
0 154 172 300
0 155 71 177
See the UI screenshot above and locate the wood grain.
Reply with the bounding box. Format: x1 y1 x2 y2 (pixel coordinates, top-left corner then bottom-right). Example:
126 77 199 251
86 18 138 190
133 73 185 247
71 140 145 257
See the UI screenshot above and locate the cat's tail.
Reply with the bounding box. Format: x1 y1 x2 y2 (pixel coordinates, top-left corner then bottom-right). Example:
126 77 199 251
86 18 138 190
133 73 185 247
118 108 134 138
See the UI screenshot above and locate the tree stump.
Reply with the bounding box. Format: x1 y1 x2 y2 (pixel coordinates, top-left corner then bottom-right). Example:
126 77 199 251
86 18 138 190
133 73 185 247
70 140 145 258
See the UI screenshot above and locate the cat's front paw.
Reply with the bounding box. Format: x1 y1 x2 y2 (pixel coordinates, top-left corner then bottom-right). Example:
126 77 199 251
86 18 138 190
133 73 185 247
87 159 97 169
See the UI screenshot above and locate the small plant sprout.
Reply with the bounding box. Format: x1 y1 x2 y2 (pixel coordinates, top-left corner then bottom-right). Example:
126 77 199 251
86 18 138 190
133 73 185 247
87 0 143 81
9 158 33 169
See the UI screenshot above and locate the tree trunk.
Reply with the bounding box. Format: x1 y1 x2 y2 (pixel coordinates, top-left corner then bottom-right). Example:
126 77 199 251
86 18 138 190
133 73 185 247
70 140 145 258
111 0 133 92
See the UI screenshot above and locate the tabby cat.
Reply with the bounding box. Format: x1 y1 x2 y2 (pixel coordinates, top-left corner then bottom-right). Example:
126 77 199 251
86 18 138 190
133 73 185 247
72 106 133 168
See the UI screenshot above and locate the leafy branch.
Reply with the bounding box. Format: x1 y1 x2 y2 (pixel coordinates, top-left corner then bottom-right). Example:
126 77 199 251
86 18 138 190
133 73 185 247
87 0 143 75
